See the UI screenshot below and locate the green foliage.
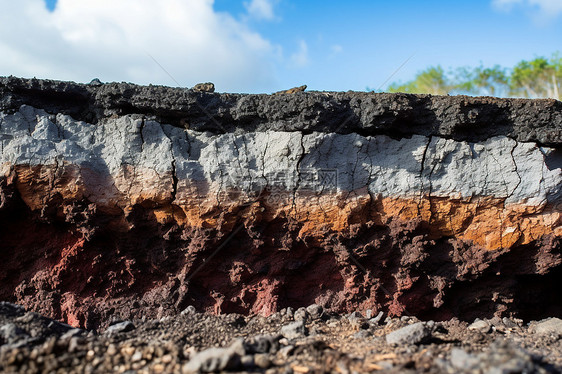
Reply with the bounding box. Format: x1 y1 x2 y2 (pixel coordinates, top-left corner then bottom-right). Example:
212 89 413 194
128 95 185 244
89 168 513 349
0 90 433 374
455 64 508 97
384 52 562 99
509 54 561 99
387 66 452 95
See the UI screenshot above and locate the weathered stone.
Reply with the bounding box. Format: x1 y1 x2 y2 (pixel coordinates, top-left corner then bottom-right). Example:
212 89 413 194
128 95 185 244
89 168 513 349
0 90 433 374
192 82 215 93
0 323 29 345
280 321 308 340
181 306 197 316
306 304 323 320
468 319 491 333
294 308 309 322
386 322 431 345
104 321 135 335
532 318 562 336
182 339 245 373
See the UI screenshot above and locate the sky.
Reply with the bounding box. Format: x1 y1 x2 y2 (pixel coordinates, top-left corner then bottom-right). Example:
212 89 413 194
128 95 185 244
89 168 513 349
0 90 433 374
0 0 561 93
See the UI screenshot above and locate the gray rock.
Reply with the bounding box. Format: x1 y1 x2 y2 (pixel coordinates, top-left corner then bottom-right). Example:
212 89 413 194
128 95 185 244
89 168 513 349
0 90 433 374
0 323 29 345
60 328 85 340
294 307 309 322
104 321 135 335
442 340 550 373
385 322 431 345
285 307 294 319
449 348 480 370
369 311 385 325
306 304 323 320
89 78 103 86
245 335 280 354
468 319 491 333
502 317 519 328
532 317 562 336
181 306 197 315
183 339 245 373
280 320 308 340
192 82 215 93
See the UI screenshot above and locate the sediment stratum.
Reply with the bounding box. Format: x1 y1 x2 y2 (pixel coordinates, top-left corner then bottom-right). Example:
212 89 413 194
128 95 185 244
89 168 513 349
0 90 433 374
0 77 561 330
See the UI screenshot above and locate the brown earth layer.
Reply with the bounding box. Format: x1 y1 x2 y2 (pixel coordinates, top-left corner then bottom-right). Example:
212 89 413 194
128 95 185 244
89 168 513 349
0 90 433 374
1 164 561 329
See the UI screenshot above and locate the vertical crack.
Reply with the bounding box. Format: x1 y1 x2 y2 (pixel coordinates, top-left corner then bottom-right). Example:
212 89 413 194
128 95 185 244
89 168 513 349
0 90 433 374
291 133 306 217
139 118 146 151
508 141 522 200
417 136 432 215
170 158 178 203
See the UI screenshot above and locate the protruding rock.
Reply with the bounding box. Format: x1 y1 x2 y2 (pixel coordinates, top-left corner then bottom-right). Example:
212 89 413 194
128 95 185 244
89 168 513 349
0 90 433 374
182 339 245 373
532 318 562 336
280 320 308 340
468 319 491 333
274 84 307 94
306 304 323 320
386 322 432 345
192 82 215 92
104 321 135 335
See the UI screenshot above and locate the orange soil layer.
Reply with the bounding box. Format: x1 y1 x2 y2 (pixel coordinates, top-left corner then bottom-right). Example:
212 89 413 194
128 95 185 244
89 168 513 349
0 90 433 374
11 164 562 251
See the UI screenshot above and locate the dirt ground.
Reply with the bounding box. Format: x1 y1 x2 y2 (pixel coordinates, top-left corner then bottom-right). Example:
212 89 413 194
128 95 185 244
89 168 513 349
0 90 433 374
1 301 561 373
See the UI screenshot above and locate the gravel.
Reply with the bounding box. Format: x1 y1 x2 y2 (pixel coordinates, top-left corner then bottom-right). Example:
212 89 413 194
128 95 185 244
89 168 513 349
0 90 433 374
0 302 561 373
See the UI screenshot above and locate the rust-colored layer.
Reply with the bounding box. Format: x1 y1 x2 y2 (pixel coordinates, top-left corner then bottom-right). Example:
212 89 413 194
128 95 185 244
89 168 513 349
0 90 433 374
1 164 561 328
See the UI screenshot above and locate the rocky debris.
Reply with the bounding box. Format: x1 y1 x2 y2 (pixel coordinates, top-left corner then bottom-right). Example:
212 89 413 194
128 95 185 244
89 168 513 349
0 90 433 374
305 304 324 320
181 306 197 316
441 340 556 373
370 311 385 325
293 308 309 322
244 335 280 354
274 84 307 94
88 78 103 86
385 322 432 345
182 339 244 373
104 321 135 335
532 318 562 336
0 303 562 373
468 319 491 333
192 82 215 93
280 320 308 340
0 323 29 345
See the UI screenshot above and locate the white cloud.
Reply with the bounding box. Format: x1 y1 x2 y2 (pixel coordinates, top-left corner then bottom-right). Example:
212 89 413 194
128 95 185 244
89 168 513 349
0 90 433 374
244 0 276 20
0 0 279 92
289 40 309 68
492 0 562 20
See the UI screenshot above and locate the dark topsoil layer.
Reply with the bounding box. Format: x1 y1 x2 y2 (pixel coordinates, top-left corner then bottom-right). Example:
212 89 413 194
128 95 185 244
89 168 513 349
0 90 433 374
1 76 562 145
1 302 561 374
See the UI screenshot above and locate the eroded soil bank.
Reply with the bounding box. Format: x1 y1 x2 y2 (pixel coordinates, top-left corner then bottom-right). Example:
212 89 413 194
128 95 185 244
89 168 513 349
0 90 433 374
0 77 561 332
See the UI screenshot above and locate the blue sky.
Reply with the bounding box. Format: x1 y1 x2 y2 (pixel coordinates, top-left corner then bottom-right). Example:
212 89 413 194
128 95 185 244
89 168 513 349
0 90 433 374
2 0 561 93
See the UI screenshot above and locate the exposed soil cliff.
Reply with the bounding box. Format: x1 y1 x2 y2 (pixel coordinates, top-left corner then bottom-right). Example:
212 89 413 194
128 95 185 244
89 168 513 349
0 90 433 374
0 77 561 330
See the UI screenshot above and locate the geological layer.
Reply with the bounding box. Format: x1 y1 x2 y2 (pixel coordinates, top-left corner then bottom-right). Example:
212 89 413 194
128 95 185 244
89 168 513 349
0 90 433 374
0 77 561 329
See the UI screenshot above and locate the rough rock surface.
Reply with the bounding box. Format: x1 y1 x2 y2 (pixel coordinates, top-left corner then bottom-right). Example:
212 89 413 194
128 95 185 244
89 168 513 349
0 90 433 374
0 77 561 331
